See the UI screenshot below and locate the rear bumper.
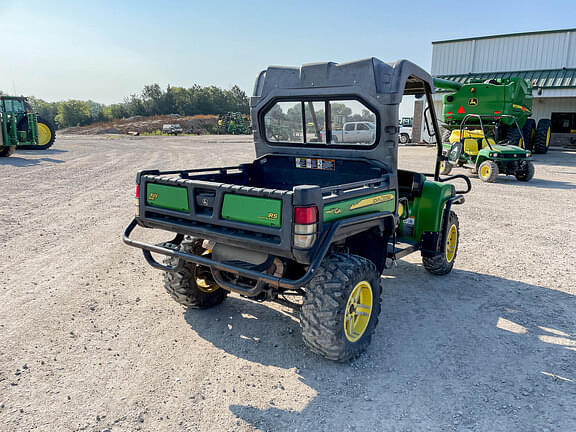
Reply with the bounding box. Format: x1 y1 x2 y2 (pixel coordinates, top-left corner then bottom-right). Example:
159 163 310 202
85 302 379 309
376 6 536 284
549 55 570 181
123 212 393 296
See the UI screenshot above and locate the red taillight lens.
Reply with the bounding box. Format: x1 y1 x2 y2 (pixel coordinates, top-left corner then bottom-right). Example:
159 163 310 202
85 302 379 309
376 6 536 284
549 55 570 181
136 184 140 198
294 206 317 224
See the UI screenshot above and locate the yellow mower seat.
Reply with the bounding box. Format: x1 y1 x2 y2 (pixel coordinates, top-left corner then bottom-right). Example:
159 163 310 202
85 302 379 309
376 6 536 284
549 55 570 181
449 130 495 155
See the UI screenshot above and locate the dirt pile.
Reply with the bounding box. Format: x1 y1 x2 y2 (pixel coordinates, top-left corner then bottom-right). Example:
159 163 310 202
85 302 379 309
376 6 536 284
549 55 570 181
58 114 219 135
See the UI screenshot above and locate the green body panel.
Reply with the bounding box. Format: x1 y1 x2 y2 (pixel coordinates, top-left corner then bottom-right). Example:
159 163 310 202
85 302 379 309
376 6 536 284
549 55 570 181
146 183 190 212
323 191 396 223
436 78 532 129
0 96 40 149
221 194 282 227
399 181 453 241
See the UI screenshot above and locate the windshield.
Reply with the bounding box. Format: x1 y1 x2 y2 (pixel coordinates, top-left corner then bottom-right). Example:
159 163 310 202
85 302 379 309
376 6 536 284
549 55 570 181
263 99 377 147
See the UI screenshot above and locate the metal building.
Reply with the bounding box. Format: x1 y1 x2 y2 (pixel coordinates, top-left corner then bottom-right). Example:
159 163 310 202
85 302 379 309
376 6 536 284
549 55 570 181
430 28 576 147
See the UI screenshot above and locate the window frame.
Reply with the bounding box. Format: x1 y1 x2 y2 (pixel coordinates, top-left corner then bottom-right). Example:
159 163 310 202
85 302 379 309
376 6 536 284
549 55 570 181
260 96 380 150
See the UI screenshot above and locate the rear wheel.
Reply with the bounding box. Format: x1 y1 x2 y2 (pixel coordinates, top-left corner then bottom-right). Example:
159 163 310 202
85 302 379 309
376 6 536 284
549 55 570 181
422 211 459 275
440 160 453 175
0 146 16 157
300 253 381 362
163 238 228 308
399 133 410 144
478 160 499 182
533 119 552 154
17 116 56 150
515 160 535 182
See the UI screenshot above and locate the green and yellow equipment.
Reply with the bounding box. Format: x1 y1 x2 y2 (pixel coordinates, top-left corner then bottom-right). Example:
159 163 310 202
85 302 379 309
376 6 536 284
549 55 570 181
217 112 250 135
0 96 55 157
434 77 552 153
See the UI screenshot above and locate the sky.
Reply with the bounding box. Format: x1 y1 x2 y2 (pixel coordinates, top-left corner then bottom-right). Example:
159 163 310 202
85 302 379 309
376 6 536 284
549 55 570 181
1 0 574 117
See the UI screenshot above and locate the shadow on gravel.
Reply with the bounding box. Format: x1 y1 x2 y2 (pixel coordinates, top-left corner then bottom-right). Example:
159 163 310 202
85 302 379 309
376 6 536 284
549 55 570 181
0 156 65 167
495 176 575 189
184 263 576 431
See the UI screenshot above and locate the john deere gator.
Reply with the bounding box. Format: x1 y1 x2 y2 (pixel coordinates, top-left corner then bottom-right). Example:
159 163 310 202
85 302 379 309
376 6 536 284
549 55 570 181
123 58 471 361
0 96 56 157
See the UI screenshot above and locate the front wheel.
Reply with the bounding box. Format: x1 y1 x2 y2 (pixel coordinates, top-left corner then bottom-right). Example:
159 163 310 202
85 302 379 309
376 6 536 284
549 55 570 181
422 211 459 275
163 238 228 308
533 119 552 154
399 133 410 144
300 253 381 362
515 160 535 182
478 160 499 182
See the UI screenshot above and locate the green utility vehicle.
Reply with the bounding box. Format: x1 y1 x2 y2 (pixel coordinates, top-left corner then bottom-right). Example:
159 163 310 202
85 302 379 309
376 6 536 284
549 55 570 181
123 58 471 361
440 114 536 182
0 96 56 157
435 77 552 153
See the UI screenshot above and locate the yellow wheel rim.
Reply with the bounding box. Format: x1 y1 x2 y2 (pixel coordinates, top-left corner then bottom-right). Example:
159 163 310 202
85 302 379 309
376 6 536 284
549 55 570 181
344 281 373 342
194 266 219 293
480 164 490 179
546 127 551 148
445 224 458 263
440 161 445 171
37 123 52 146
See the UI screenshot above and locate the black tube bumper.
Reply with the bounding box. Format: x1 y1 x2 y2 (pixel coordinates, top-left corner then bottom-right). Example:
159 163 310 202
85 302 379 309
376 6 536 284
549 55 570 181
123 212 393 296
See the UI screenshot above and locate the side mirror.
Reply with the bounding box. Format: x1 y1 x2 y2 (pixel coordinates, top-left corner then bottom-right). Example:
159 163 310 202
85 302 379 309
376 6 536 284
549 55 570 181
448 141 463 162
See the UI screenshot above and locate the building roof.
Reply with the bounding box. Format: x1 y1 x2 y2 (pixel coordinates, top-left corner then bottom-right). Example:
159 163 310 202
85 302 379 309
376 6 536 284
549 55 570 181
434 69 576 91
432 28 576 45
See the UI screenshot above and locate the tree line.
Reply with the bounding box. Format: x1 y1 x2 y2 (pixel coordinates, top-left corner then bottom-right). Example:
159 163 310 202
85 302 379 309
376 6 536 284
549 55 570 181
12 84 249 129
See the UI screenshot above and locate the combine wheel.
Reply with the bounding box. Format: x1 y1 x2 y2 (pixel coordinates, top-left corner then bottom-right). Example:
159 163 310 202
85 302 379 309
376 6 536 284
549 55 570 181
522 119 536 150
533 119 552 154
0 146 16 157
300 253 381 362
422 211 459 275
506 127 523 148
478 160 499 182
515 160 535 182
163 238 228 308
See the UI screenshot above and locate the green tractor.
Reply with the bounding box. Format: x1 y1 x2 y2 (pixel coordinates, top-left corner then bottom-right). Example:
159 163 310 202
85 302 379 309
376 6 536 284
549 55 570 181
217 112 250 135
0 96 56 157
440 114 535 183
435 77 552 154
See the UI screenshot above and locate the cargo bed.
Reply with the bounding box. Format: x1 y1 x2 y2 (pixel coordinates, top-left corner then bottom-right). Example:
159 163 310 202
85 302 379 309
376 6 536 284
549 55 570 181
135 155 396 261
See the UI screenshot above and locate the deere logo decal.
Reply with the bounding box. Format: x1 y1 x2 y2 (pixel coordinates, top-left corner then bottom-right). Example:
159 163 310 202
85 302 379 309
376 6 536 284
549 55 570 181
349 193 394 210
148 192 159 201
468 97 478 106
325 207 342 215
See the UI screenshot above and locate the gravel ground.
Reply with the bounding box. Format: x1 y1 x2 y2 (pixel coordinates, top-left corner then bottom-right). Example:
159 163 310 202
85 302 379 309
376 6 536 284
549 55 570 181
1 135 575 432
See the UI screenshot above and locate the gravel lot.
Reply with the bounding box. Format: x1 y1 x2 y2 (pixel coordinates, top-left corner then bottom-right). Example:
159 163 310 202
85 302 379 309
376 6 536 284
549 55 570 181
1 135 575 432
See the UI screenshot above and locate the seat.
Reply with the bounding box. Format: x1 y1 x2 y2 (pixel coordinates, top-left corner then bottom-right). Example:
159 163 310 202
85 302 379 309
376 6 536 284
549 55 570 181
397 170 425 200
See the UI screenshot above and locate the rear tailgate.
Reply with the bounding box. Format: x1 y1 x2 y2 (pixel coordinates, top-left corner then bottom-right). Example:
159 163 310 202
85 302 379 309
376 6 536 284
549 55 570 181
137 172 293 256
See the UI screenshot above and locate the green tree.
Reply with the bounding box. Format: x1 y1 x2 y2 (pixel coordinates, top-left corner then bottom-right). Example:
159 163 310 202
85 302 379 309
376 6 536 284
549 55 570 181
54 100 93 128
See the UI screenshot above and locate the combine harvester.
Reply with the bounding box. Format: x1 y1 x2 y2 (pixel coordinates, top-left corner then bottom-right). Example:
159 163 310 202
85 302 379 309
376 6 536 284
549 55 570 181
435 77 552 154
0 96 56 157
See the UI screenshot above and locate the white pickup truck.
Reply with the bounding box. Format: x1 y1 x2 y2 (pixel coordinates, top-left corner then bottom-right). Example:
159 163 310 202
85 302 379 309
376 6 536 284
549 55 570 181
329 121 376 144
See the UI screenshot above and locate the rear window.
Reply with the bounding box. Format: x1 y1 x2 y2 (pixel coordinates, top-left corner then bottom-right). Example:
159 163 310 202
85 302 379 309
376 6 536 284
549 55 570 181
263 99 377 147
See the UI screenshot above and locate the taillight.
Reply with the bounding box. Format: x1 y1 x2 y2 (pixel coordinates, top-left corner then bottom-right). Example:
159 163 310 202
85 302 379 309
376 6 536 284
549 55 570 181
294 206 318 248
135 184 140 216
